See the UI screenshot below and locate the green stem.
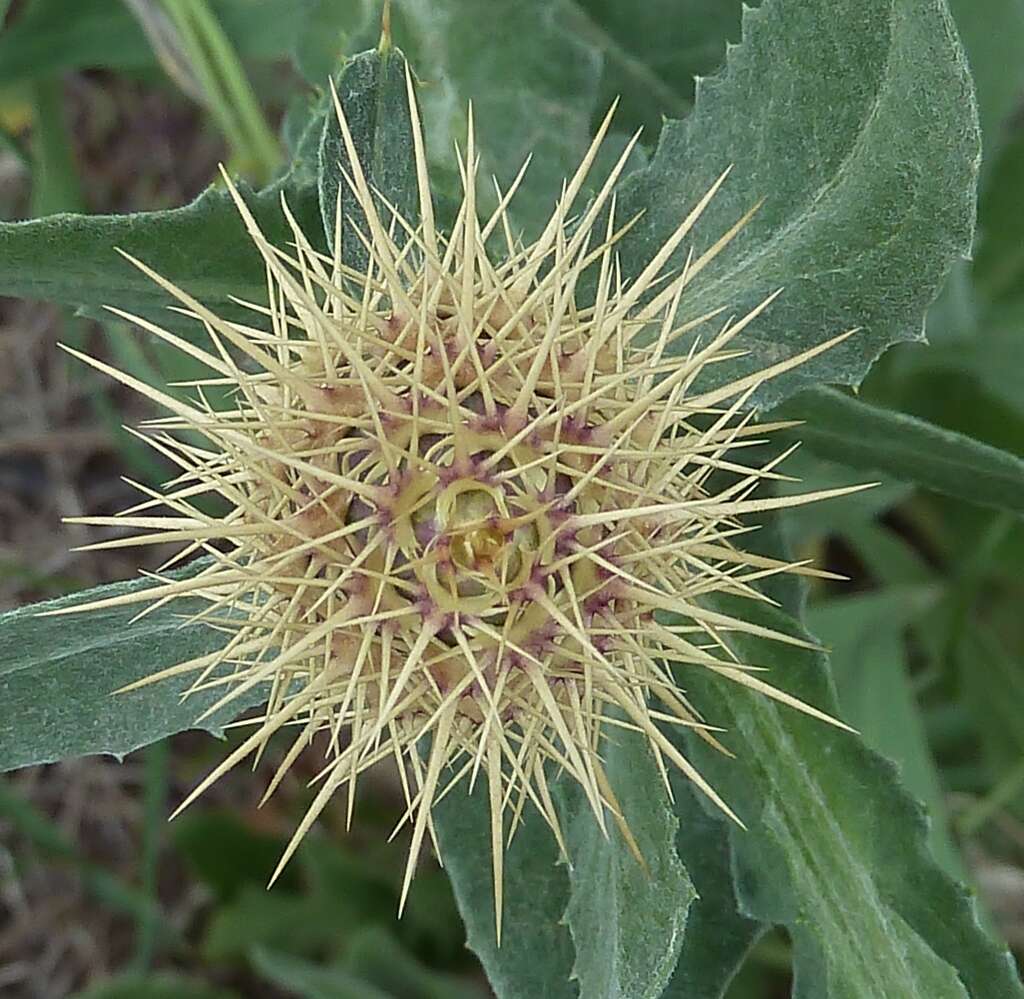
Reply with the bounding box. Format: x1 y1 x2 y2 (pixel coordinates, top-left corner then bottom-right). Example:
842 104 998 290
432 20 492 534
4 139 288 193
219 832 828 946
162 1 250 159
161 0 280 183
29 78 85 216
187 0 280 174
133 739 170 970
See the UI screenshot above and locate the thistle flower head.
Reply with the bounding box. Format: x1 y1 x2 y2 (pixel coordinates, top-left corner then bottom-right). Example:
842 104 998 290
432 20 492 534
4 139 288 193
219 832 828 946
61 64 860 938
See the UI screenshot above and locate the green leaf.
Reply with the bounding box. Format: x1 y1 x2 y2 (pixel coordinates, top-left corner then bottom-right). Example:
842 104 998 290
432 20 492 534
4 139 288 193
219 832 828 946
251 948 391 999
772 386 1024 514
0 564 268 771
318 46 417 269
924 257 980 344
670 595 1023 999
958 624 1024 782
433 780 576 999
71 973 241 999
870 350 1024 468
662 778 763 999
202 886 348 962
841 521 935 588
299 1 624 237
906 307 1024 418
0 176 321 331
612 0 979 408
29 78 86 217
436 729 692 999
561 726 693 999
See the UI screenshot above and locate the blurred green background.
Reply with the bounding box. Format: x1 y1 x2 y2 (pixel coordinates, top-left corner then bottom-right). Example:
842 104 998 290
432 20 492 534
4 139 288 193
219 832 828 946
1 1 1023 997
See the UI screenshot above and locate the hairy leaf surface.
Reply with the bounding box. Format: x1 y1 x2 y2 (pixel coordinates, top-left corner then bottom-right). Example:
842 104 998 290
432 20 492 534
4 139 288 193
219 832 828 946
661 778 762 999
0 567 268 772
561 728 693 999
433 784 577 999
613 0 980 408
0 181 322 333
318 46 417 269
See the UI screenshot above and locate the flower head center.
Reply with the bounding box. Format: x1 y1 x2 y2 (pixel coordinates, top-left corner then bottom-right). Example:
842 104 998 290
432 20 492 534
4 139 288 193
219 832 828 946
435 482 532 593
451 522 506 572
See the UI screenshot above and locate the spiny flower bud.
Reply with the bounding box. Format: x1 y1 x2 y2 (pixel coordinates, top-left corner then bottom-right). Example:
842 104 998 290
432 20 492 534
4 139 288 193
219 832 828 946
59 64 861 940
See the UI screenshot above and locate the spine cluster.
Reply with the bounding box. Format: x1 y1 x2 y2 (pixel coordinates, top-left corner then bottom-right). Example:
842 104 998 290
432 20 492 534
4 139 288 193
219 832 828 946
57 65 860 937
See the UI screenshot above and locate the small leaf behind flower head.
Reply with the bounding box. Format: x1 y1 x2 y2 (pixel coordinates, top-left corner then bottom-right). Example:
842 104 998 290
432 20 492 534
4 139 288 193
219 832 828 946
318 44 418 269
433 782 577 999
0 561 269 772
660 776 763 999
435 724 694 999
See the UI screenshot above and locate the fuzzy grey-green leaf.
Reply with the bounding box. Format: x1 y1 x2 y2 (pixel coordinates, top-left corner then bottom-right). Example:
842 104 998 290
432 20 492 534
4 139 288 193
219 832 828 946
0 181 322 334
0 565 268 772
318 46 417 271
613 0 980 408
661 778 762 999
433 781 577 999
